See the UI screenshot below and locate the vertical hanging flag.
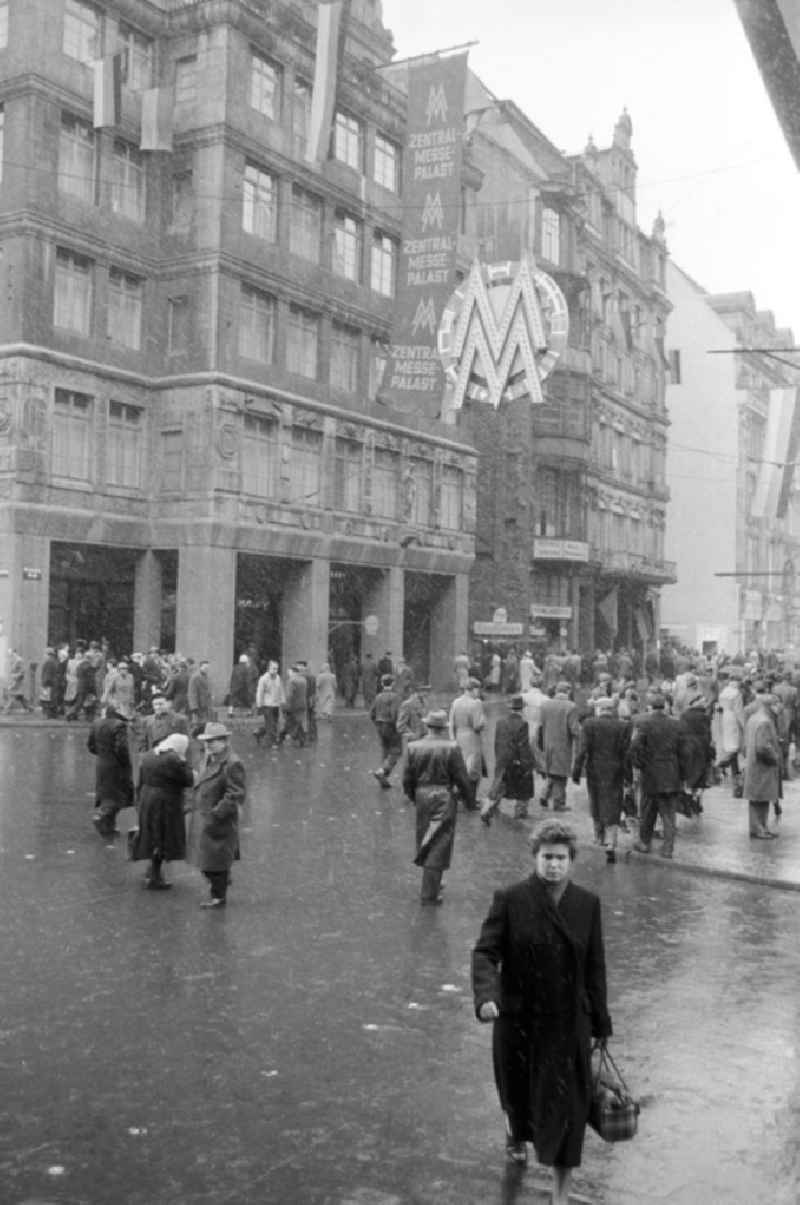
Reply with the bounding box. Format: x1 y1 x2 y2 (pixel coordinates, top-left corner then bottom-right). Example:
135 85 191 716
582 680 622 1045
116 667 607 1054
383 52 468 419
777 387 800 518
140 87 174 151
305 0 344 165
93 53 123 129
751 387 800 519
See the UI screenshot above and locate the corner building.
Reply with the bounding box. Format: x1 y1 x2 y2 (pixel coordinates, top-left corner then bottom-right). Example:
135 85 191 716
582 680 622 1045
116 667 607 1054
0 0 476 691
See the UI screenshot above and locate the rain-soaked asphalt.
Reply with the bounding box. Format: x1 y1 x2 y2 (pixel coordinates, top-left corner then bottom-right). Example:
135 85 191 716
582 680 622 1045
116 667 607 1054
1 712 800 1205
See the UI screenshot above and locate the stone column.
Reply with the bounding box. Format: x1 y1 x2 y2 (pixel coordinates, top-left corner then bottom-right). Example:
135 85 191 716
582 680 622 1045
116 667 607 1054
133 550 163 652
175 544 236 705
428 572 469 692
282 556 330 672
0 530 50 692
362 566 403 666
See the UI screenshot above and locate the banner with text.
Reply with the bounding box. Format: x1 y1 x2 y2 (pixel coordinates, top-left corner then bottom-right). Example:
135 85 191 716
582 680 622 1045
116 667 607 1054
383 53 468 418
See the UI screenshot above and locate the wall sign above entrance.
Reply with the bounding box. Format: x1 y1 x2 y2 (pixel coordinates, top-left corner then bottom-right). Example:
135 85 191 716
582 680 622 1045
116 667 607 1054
438 254 568 411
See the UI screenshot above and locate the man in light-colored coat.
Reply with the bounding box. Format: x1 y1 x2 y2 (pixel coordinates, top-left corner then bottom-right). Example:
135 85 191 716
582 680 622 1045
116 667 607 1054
538 681 581 812
742 692 781 840
448 677 486 810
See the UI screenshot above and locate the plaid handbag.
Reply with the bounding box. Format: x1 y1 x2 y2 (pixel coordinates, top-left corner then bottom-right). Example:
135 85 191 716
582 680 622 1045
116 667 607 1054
589 1044 639 1143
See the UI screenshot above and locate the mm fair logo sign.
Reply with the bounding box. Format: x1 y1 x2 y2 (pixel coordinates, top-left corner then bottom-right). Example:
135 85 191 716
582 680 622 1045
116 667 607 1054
437 255 568 411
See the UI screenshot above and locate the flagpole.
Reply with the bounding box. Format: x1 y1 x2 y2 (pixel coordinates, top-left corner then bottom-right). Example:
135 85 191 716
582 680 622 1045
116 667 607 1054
373 41 478 71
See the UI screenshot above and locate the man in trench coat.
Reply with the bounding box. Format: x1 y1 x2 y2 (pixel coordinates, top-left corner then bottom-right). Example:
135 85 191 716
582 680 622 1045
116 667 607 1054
572 695 632 861
538 681 581 812
188 722 246 907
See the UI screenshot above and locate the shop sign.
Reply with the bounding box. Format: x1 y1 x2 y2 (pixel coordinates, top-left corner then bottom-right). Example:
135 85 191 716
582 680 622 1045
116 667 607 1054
529 626 547 637
533 538 589 563
529 605 572 620
474 620 524 636
22 567 42 581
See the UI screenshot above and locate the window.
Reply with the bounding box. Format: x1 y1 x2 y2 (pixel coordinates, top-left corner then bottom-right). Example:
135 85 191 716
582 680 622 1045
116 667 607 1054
286 306 319 379
250 52 280 120
242 414 279 498
238 284 275 363
107 401 142 487
107 269 142 349
290 426 322 505
54 248 92 334
333 438 362 511
333 111 363 171
372 448 399 519
58 113 95 202
292 79 311 157
168 297 189 354
368 339 388 401
370 233 396 297
410 458 433 526
174 56 197 108
159 429 183 491
63 0 98 64
171 168 193 230
374 133 399 191
330 324 360 393
440 464 463 529
242 163 277 241
118 23 153 91
541 208 560 265
333 212 362 282
0 4 8 51
52 389 93 480
289 186 321 262
111 140 145 221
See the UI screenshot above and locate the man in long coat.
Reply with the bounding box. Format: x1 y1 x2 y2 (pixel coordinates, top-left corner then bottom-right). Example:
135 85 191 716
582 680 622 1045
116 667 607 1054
188 661 213 730
139 692 189 753
538 681 581 812
480 696 534 824
188 722 246 907
742 692 781 840
402 709 472 904
87 705 134 837
678 691 713 816
472 821 612 1195
573 696 631 861
448 677 486 810
631 691 687 859
370 674 401 787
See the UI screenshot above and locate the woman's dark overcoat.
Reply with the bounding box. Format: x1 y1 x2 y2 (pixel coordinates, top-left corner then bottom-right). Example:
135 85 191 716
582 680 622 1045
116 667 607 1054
678 704 713 789
472 875 612 1167
133 750 194 862
188 752 246 873
403 735 472 871
87 715 133 808
573 715 631 826
493 712 535 801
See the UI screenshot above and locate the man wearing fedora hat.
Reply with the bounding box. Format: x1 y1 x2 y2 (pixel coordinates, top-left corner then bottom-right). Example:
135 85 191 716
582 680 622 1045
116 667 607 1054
187 722 246 907
403 709 472 904
480 696 535 825
370 674 401 788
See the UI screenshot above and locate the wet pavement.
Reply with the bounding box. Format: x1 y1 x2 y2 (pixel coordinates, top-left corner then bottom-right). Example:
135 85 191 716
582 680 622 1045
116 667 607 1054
1 709 800 1204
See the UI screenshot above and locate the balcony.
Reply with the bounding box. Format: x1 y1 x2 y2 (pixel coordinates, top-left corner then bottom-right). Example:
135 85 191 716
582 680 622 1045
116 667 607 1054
592 547 677 583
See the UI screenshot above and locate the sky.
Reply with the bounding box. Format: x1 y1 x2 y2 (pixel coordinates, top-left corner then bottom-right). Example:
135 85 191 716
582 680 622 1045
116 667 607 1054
384 0 800 340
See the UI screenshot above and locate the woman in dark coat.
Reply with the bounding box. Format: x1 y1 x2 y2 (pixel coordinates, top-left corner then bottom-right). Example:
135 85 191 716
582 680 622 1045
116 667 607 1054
132 733 194 890
472 821 612 1203
187 722 246 908
87 705 134 837
678 692 713 816
402 709 472 904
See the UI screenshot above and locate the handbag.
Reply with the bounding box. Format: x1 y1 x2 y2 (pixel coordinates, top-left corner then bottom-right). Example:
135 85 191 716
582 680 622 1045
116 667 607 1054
589 1044 639 1143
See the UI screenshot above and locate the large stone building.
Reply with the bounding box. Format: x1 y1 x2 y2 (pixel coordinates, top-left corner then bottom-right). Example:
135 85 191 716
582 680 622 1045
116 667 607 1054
0 0 477 691
663 263 799 653
449 87 674 663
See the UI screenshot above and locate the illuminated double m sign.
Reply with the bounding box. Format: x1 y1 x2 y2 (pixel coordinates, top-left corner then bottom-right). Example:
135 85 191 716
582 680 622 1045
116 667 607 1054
437 255 568 410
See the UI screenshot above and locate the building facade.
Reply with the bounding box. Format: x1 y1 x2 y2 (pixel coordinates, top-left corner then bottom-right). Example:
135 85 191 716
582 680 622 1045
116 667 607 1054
0 0 477 691
663 265 800 653
451 92 674 664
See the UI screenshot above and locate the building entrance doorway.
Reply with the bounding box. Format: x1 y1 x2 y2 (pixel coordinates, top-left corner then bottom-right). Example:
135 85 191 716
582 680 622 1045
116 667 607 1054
49 542 138 655
404 572 450 685
329 564 383 688
235 553 295 672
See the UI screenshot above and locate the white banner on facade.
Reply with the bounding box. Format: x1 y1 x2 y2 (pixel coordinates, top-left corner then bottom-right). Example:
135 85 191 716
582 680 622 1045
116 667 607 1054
751 388 799 519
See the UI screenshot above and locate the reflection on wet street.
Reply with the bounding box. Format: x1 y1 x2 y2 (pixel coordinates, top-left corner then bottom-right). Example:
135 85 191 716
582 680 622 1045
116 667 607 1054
1 717 799 1204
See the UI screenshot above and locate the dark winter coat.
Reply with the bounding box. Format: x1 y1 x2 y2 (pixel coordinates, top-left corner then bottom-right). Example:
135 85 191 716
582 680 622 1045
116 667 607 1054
492 713 534 801
573 715 631 825
472 875 612 1167
679 704 713 789
133 750 194 863
164 669 189 714
188 752 246 873
139 710 190 753
403 735 471 870
187 670 212 721
228 663 253 709
630 710 687 795
538 694 581 777
87 715 134 808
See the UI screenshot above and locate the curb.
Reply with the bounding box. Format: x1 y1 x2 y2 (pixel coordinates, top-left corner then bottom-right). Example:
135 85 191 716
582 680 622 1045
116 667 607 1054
626 847 800 893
